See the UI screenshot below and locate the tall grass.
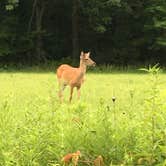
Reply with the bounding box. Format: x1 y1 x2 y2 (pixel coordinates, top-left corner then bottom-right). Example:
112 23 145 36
0 66 166 165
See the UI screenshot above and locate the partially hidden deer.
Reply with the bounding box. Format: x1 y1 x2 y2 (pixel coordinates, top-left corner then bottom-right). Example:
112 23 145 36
56 51 96 102
61 150 81 166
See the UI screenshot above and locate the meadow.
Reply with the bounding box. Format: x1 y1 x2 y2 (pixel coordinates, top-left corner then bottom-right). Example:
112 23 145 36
0 66 166 166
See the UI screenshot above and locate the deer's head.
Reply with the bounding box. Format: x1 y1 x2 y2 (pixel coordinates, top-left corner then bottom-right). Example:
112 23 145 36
80 51 96 67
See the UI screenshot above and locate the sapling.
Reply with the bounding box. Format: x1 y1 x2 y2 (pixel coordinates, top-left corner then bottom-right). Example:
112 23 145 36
140 64 161 165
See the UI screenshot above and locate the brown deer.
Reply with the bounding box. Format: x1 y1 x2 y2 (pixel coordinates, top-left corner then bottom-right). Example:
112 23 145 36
61 150 81 166
56 51 96 102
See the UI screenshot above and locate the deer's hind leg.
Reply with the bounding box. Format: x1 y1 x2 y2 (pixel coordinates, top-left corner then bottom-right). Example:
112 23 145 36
58 79 66 103
77 86 81 100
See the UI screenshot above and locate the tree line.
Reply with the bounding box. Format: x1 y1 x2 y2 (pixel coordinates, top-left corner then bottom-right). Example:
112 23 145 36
0 0 166 65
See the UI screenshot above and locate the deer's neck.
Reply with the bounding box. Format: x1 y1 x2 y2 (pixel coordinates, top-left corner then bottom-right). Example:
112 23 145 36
74 61 86 83
79 61 87 75
79 61 86 76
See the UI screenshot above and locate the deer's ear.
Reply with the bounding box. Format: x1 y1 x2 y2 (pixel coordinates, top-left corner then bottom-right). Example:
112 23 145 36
80 51 84 58
87 52 90 57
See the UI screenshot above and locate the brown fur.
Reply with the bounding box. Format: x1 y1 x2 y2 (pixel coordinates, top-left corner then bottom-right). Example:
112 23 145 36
56 51 96 102
61 150 81 166
94 155 104 166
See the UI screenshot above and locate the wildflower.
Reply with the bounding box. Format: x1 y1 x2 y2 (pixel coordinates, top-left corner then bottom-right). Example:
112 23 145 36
112 96 116 103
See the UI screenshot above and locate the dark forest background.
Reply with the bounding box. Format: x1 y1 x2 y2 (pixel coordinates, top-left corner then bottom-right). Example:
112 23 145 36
0 0 166 66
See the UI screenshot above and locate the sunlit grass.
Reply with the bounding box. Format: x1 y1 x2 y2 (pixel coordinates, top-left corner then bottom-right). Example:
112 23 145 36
0 70 166 165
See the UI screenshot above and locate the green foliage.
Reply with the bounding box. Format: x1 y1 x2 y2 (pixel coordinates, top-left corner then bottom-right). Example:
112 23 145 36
1 0 166 64
6 0 19 10
140 64 164 164
81 0 120 33
144 0 166 48
139 63 161 74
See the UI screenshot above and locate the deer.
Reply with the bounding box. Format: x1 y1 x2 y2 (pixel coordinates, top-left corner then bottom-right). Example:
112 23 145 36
56 51 96 102
61 150 81 166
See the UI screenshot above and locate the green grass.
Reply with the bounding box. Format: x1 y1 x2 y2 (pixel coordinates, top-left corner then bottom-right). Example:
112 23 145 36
0 69 166 165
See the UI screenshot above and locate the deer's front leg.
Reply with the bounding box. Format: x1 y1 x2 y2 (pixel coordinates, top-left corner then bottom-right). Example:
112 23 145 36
69 86 74 102
82 76 85 84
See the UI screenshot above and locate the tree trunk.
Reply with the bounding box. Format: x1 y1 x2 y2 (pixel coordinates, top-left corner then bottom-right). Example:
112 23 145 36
35 0 45 62
28 0 37 33
72 0 79 59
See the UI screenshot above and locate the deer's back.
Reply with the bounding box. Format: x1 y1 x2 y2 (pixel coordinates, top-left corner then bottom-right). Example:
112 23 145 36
57 64 81 85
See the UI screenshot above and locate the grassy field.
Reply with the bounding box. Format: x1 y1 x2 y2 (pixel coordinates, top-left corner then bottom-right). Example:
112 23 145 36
0 68 166 165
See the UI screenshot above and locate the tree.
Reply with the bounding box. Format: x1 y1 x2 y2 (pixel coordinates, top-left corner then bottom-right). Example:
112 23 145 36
72 0 80 59
144 0 166 47
141 0 166 63
28 0 48 62
1 0 166 65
